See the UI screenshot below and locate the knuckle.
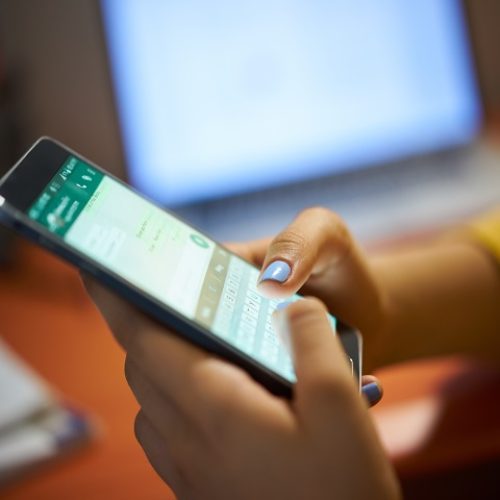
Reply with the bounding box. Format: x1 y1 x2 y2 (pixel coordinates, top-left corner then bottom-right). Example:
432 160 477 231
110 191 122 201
302 206 345 236
324 213 353 259
300 207 353 261
302 205 334 221
304 206 350 236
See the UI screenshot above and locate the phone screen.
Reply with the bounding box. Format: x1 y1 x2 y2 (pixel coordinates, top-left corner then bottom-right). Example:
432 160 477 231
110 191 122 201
26 155 337 383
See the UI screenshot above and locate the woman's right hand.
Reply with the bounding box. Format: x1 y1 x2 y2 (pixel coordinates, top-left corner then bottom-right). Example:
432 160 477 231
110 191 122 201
227 207 392 371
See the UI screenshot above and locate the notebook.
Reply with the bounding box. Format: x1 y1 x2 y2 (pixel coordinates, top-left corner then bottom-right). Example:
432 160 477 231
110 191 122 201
0 338 95 486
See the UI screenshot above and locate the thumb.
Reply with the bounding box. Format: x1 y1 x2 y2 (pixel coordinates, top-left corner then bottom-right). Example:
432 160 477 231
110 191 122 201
256 208 385 344
276 298 357 426
276 300 401 499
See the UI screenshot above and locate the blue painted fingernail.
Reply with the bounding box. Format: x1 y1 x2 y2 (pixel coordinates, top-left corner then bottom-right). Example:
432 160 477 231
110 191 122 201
258 260 291 284
275 301 291 311
362 382 383 406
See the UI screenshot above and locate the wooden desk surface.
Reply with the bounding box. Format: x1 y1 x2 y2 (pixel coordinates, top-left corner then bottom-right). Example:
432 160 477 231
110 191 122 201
0 241 173 499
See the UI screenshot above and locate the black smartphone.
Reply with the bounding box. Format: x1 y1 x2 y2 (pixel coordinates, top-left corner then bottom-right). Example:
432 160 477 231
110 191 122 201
0 137 362 398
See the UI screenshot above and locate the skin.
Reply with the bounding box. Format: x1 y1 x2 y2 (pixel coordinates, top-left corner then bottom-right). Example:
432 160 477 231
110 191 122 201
86 205 500 498
229 207 500 371
87 285 401 500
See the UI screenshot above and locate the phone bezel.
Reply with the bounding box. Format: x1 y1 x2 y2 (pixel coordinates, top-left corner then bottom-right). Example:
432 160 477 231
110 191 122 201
0 137 362 397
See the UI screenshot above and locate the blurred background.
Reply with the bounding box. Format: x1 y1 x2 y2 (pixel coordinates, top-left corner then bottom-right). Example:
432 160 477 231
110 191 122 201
0 1 500 499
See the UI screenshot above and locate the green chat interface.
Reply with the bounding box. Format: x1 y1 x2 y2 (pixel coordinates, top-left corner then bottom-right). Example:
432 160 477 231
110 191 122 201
27 156 300 382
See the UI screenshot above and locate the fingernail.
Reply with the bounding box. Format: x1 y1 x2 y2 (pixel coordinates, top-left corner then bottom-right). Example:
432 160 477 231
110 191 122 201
275 301 292 311
258 260 291 284
362 382 383 406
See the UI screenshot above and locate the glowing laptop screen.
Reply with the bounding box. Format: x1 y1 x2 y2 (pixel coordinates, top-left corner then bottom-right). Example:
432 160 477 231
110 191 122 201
102 0 480 205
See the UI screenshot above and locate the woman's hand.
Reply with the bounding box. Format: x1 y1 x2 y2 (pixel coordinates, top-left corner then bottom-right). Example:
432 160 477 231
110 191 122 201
227 207 392 371
88 283 399 500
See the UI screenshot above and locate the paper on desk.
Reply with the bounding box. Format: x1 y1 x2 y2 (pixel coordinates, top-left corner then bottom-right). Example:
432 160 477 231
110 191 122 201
0 338 95 487
0 338 53 432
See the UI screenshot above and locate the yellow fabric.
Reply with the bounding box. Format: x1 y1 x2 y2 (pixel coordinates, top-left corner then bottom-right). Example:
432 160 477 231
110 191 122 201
469 208 500 264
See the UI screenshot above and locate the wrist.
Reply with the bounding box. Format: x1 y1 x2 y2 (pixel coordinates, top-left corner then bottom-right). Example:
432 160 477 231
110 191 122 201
364 255 409 371
367 233 500 369
355 261 395 372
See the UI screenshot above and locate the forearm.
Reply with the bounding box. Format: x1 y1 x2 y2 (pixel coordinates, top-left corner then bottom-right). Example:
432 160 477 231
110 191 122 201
371 239 500 368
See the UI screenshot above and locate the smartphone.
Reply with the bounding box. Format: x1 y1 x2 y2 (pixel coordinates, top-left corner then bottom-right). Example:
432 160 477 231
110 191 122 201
0 137 362 398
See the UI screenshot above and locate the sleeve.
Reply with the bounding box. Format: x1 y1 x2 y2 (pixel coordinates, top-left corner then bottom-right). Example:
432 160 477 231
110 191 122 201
468 208 500 264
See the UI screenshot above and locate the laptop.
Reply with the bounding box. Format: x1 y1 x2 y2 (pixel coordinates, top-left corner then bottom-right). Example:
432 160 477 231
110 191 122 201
101 0 500 242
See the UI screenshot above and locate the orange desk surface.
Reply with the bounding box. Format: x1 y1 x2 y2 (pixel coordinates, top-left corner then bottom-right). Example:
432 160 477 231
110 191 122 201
0 241 173 499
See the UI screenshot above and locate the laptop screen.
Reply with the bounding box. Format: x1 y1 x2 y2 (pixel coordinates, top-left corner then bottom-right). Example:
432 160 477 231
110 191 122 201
102 0 481 206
